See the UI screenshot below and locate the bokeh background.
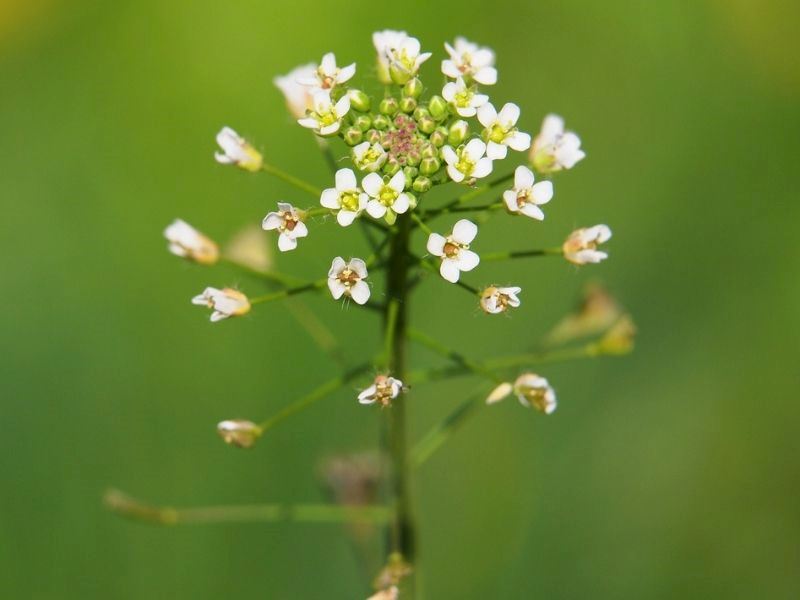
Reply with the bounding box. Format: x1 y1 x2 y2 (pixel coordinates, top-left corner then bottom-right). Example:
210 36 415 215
1 1 798 598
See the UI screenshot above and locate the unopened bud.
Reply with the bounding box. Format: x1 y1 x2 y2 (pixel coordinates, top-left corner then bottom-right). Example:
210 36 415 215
428 95 448 120
406 149 421 167
402 77 424 99
383 157 401 176
403 166 418 189
448 120 469 145
379 97 399 116
399 96 417 114
365 129 381 144
418 115 436 135
354 114 372 132
217 419 262 448
405 192 418 209
412 176 432 193
486 382 513 405
373 114 391 130
343 126 363 146
419 156 441 176
420 143 438 159
389 62 412 85
348 89 371 112
429 127 447 147
413 106 430 121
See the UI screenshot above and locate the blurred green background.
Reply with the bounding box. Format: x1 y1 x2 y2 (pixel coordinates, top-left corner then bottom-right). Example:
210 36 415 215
1 0 798 598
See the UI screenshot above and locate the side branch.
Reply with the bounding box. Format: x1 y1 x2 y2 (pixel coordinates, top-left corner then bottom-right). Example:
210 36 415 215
261 163 321 197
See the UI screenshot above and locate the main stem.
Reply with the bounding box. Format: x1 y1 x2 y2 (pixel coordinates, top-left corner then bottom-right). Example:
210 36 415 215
383 213 416 571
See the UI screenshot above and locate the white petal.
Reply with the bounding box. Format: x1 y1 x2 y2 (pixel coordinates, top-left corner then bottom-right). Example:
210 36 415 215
319 122 340 136
472 158 493 179
320 188 340 209
335 168 357 191
297 117 319 129
338 63 356 83
362 173 383 197
320 52 337 76
531 181 554 205
452 219 478 244
498 103 520 125
328 278 346 299
441 60 460 79
214 152 234 164
388 170 406 193
350 280 370 305
441 82 457 102
328 256 346 277
520 204 545 220
277 233 297 252
292 221 308 238
446 165 464 182
471 48 495 67
392 193 409 214
507 131 531 152
502 190 519 212
334 95 350 117
358 385 377 404
473 66 497 85
441 146 458 166
472 94 489 108
439 258 461 283
336 210 357 226
426 233 446 256
515 165 535 189
486 382 513 404
477 103 497 128
456 249 480 272
348 258 368 278
456 105 477 118
262 212 283 230
464 138 487 161
486 141 507 160
366 200 386 218
540 114 565 143
210 311 229 322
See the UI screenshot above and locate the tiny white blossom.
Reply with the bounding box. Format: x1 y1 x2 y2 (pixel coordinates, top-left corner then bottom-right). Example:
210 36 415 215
352 141 387 172
530 114 586 173
480 286 522 314
426 219 480 283
327 256 370 305
477 102 531 160
485 374 557 413
502 165 553 220
296 52 356 91
191 287 250 322
442 37 497 85
386 35 432 83
214 126 263 172
563 225 612 265
262 202 308 252
297 90 350 136
441 76 489 117
373 29 409 84
217 419 262 448
362 171 410 222
358 375 403 407
320 168 368 227
441 139 493 183
273 63 317 119
164 219 219 265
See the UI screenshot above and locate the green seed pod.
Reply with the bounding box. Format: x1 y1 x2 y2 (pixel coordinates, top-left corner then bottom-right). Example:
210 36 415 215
403 77 424 99
419 156 441 176
448 120 469 145
428 95 449 120
354 114 372 132
347 89 371 112
412 176 432 193
418 115 436 135
343 126 363 146
399 97 417 114
373 114 391 130
379 97 399 116
429 127 447 147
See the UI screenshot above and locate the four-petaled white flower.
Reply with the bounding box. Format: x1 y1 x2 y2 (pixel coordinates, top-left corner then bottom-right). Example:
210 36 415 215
214 126 263 172
486 373 557 414
164 219 219 265
477 102 531 160
426 219 480 283
297 52 356 91
502 165 553 221
273 63 317 119
442 37 497 85
442 139 493 183
191 287 251 322
442 76 489 117
362 171 410 222
352 141 387 172
320 168 368 227
373 29 409 84
358 375 404 407
563 225 612 265
386 35 432 83
480 286 522 314
327 256 371 305
262 202 308 252
297 90 350 136
530 114 586 173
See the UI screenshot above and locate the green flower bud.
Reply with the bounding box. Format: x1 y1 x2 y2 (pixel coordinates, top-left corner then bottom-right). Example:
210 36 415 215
347 89 371 112
413 106 430 121
428 95 449 120
418 115 436 135
379 97 399 116
405 192 418 209
420 143 438 159
373 114 391 130
403 166 419 189
448 120 469 145
429 127 447 147
343 126 363 146
399 97 417 114
354 114 372 132
384 209 398 225
412 176 432 193
383 157 402 176
419 156 441 176
406 149 421 167
365 129 381 144
389 63 412 85
403 77 424 99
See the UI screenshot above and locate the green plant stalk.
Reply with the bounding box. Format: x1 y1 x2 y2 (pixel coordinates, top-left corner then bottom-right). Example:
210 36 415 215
410 394 482 468
261 162 322 197
481 247 563 262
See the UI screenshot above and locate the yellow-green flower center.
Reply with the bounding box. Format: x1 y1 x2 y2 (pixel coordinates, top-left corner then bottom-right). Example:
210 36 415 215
489 123 508 143
456 152 475 175
340 191 360 212
379 186 398 206
454 89 473 108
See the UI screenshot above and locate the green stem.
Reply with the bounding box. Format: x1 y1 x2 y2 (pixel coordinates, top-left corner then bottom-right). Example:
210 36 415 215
420 201 504 220
481 247 563 262
406 327 501 384
409 212 433 235
438 171 514 211
410 394 483 468
262 163 321 197
220 256 305 286
413 256 481 297
249 279 326 305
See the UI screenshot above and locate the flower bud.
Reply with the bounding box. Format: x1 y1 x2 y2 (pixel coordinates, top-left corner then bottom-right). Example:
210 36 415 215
343 126 363 146
448 120 469 145
413 106 430 121
596 315 636 355
347 88 371 112
403 166 418 189
428 95 448 120
373 114 391 130
429 127 447 147
486 382 513 405
417 115 436 135
353 114 372 132
389 62 412 85
420 142 438 159
406 149 421 167
405 192 418 209
383 156 401 176
419 156 441 176
379 97 399 116
217 419 262 448
399 96 417 114
402 77 424 99
412 176 432 193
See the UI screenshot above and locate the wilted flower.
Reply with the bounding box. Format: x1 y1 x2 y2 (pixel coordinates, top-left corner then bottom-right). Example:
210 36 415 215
358 375 403 407
480 286 522 314
164 219 219 265
544 283 623 345
274 63 317 118
191 287 251 322
262 202 308 252
442 37 497 85
530 114 586 173
442 139 493 183
596 314 636 355
298 90 350 136
427 219 480 283
502 165 553 220
477 102 531 160
488 374 557 413
328 257 370 305
386 35 432 84
373 29 409 84
563 225 612 265
217 419 262 448
363 171 410 223
352 141 388 172
442 76 489 117
321 168 368 226
297 52 356 91
214 126 263 172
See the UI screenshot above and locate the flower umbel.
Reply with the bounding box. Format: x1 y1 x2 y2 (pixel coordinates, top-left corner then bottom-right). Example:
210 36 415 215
328 257 370 305
321 168 368 227
442 37 497 85
164 219 219 265
191 287 251 322
480 286 522 314
563 225 612 265
214 126 263 172
530 114 586 173
427 219 480 283
502 165 553 220
262 202 308 252
358 375 404 407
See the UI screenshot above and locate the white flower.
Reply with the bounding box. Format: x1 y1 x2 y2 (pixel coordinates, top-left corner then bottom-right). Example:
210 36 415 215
486 374 557 414
441 139 493 183
477 102 531 160
502 165 553 220
442 37 497 85
480 286 522 314
441 76 489 117
191 287 251 322
320 168 368 226
262 202 308 252
426 219 480 283
163 219 219 265
217 419 262 448
386 35 432 84
214 126 263 172
358 375 403 407
563 225 612 265
273 63 317 119
362 171 410 222
530 114 586 172
327 256 370 305
296 52 356 91
373 29 409 84
297 90 350 136
352 141 387 172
